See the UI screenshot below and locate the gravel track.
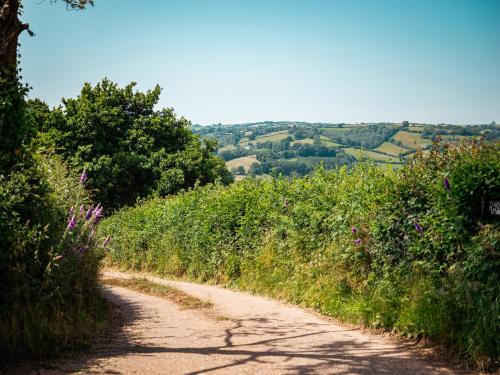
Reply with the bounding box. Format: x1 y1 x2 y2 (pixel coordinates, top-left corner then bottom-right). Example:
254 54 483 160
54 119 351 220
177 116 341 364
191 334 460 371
21 270 469 375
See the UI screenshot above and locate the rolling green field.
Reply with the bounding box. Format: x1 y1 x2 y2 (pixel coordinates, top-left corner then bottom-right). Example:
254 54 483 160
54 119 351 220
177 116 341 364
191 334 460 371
343 147 401 162
193 121 499 177
375 142 409 156
255 130 290 142
291 138 314 145
392 130 432 149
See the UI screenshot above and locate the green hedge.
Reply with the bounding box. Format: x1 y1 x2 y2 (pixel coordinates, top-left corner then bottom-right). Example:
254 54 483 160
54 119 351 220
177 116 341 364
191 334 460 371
100 141 499 369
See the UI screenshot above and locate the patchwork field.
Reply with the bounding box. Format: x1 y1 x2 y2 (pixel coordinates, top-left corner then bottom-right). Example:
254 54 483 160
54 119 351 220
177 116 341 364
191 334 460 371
343 148 401 162
225 155 259 172
291 138 314 145
255 130 290 142
375 142 408 156
219 144 237 152
193 121 499 177
392 130 432 149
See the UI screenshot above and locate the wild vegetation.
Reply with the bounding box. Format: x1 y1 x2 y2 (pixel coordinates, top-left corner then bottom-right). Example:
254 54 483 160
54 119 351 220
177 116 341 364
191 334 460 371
100 140 500 369
194 121 500 178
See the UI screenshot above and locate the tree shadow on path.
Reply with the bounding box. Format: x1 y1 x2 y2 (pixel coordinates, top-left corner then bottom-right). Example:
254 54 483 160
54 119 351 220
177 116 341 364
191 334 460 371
9 286 470 375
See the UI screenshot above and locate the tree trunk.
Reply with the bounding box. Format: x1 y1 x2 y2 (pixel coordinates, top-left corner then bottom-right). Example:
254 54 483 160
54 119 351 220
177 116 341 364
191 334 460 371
0 0 28 71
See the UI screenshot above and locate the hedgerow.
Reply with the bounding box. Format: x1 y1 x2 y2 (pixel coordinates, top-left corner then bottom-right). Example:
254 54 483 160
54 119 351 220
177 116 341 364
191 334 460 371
100 140 499 369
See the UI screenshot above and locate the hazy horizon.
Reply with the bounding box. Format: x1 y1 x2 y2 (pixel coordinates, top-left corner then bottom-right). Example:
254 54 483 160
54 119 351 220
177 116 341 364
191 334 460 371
20 0 500 125
194 120 498 127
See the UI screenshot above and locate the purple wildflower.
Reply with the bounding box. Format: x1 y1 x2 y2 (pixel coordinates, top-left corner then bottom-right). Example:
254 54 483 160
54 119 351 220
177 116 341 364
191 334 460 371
85 206 93 220
103 235 111 248
80 169 88 184
414 222 423 234
80 204 85 214
74 246 88 256
93 204 103 224
67 215 76 231
69 206 74 215
351 226 358 234
443 177 451 191
354 238 362 246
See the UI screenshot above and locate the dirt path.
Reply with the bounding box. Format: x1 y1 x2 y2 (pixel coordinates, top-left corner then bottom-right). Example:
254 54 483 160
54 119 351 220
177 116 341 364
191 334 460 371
30 270 469 375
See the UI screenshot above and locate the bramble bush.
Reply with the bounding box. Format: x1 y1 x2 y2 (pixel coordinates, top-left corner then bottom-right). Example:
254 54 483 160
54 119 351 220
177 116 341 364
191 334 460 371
30 79 233 211
100 140 499 369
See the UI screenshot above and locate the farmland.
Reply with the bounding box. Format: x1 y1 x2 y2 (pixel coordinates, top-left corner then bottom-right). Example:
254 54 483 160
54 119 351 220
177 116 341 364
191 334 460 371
392 130 432 149
343 147 401 162
194 121 499 177
225 155 260 173
374 142 408 156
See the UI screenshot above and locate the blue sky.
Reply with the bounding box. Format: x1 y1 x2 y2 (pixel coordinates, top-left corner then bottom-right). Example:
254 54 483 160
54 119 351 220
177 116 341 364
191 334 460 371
20 0 500 125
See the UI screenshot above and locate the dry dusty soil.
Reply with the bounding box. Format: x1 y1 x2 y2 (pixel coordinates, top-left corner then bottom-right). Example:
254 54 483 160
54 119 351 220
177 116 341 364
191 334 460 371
13 270 472 375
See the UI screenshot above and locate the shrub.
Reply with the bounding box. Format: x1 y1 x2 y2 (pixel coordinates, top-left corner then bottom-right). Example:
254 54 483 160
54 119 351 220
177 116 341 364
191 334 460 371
29 79 233 210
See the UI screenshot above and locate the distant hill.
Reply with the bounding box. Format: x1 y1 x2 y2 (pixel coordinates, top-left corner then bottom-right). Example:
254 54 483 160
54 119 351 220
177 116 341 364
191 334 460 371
193 121 499 177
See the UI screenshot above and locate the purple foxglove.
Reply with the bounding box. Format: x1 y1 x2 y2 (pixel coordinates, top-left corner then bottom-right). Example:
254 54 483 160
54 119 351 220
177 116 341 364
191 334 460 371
67 215 76 231
443 177 451 191
85 206 93 220
80 169 88 184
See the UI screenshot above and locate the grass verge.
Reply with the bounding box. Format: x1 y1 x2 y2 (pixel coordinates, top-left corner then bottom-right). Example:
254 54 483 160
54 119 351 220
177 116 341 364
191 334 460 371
103 277 213 310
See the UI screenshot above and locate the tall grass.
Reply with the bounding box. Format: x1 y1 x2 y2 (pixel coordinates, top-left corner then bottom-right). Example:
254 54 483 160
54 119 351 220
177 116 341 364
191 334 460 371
100 141 499 369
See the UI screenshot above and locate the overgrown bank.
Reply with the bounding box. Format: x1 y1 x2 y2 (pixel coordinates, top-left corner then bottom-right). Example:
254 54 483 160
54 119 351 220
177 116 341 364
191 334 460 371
100 141 499 369
1 69 106 363
0 153 108 363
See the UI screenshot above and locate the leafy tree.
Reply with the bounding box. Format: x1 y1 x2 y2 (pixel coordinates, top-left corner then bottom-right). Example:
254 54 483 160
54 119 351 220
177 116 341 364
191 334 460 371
31 79 232 210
